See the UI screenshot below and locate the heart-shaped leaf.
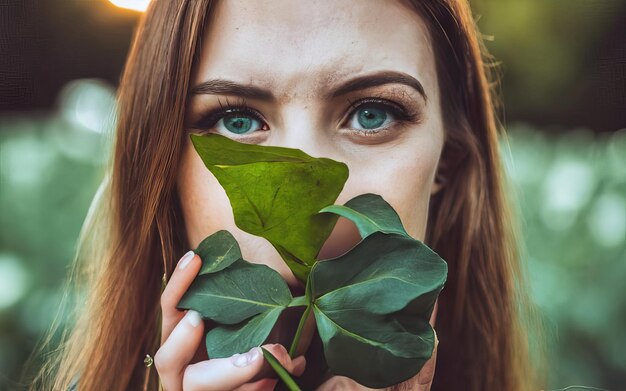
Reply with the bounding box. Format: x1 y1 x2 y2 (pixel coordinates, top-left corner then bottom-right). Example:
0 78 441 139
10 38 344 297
190 133 349 281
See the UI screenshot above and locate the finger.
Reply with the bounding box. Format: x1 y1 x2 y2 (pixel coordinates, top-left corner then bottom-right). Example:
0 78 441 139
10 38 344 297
161 250 201 343
255 343 306 379
182 344 305 391
183 346 265 391
154 310 204 391
417 330 439 391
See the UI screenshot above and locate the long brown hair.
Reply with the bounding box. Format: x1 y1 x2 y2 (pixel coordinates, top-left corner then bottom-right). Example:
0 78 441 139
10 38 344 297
28 0 542 390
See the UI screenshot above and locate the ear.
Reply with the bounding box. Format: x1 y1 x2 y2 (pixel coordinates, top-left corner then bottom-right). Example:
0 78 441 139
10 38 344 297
431 177 443 195
430 162 446 195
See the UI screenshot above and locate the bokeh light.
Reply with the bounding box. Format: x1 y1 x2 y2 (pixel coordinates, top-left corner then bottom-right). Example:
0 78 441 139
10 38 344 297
109 0 151 12
0 254 29 310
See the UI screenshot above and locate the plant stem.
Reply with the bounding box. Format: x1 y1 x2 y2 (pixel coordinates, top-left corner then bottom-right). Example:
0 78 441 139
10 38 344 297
287 296 308 307
261 347 302 391
288 304 312 358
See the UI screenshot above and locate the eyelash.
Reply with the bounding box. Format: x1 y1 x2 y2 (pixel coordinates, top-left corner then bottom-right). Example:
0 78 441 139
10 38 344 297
193 97 268 135
190 95 420 138
345 96 419 135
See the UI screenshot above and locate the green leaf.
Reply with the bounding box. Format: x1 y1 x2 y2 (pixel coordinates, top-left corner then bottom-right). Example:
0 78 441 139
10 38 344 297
261 347 302 391
318 193 409 240
311 232 446 312
194 230 242 275
308 231 447 388
179 230 298 359
313 307 435 388
205 307 284 358
177 258 292 324
190 133 349 281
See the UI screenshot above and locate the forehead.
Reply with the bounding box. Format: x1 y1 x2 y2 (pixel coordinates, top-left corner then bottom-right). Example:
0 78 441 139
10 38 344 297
192 0 436 100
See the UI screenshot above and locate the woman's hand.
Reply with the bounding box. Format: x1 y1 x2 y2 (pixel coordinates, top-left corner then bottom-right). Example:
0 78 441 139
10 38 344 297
154 251 306 391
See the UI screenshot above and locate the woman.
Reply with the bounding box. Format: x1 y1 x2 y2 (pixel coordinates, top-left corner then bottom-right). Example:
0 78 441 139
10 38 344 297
30 0 541 390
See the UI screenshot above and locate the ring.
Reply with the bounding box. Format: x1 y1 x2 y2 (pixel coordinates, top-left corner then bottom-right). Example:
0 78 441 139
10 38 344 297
144 354 154 368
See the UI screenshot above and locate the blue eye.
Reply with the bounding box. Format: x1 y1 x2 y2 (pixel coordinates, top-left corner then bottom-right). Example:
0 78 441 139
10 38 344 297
194 104 269 137
347 104 394 130
344 98 411 136
216 112 264 135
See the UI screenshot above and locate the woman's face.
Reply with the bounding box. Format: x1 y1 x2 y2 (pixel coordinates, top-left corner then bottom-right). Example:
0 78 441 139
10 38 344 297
178 0 444 294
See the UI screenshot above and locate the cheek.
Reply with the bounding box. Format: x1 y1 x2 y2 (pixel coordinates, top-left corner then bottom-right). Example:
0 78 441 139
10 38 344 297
177 146 234 248
336 140 441 241
295 147 439 265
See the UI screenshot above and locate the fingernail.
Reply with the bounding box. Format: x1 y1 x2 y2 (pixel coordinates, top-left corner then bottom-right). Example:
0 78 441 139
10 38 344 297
178 250 195 270
185 310 202 327
232 347 261 367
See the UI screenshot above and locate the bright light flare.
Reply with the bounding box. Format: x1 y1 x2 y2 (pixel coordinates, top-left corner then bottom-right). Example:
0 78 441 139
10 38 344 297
109 0 151 12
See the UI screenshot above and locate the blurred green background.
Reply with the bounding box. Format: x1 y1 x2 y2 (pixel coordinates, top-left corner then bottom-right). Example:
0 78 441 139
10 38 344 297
0 0 625 390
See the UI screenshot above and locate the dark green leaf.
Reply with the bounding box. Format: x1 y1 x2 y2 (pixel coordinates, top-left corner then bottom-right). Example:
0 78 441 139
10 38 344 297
318 193 409 240
205 307 284 358
194 230 242 275
177 258 292 324
179 230 299 360
313 307 435 388
311 232 446 312
190 133 349 281
308 231 447 388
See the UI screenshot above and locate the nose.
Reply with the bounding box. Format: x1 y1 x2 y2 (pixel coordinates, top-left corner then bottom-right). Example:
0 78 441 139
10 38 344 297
267 106 332 160
266 107 363 261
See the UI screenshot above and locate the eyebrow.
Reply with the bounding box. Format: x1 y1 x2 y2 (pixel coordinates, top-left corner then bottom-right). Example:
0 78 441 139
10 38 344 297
189 70 428 103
